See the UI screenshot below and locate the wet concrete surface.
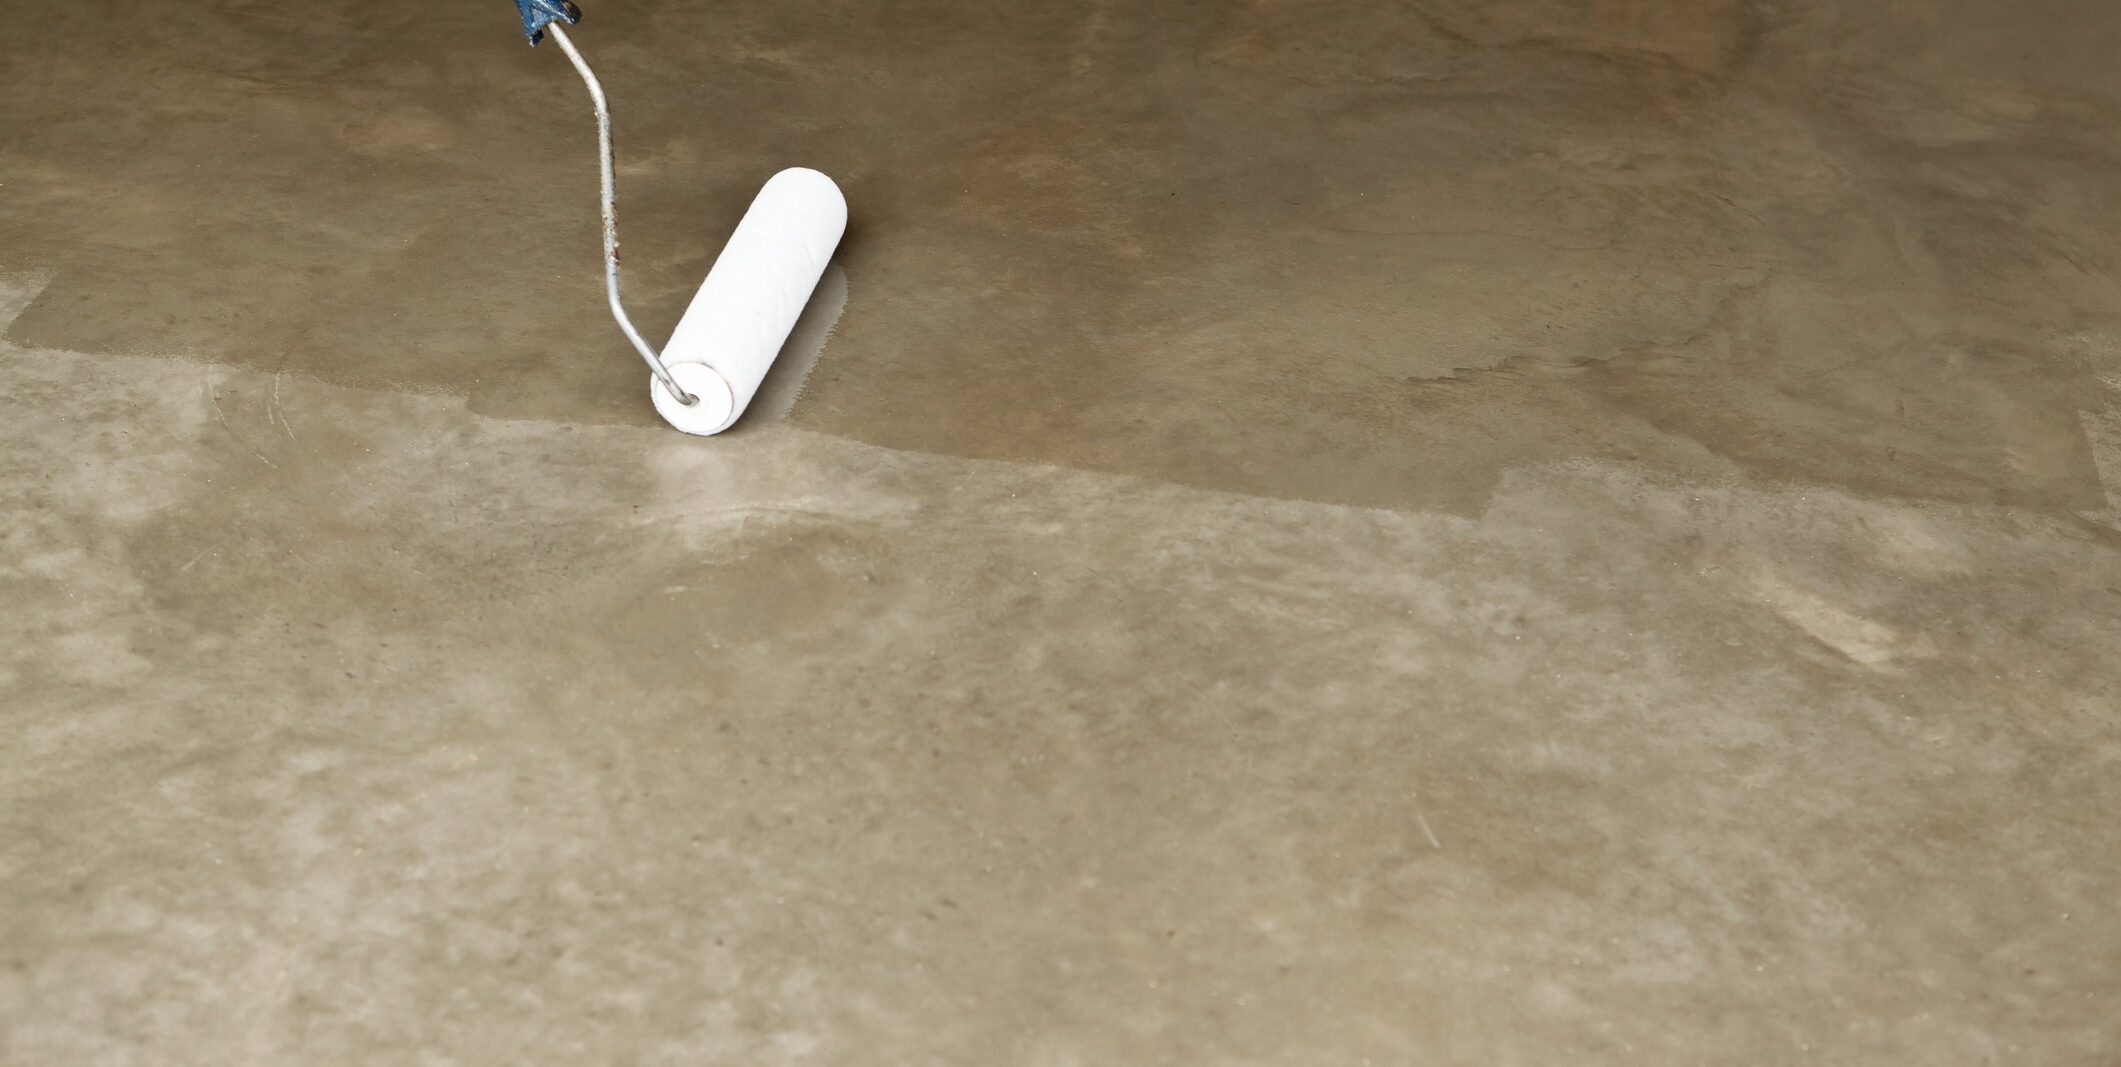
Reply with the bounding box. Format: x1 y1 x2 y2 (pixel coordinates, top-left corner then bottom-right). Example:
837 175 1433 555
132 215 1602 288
4 1 2120 1063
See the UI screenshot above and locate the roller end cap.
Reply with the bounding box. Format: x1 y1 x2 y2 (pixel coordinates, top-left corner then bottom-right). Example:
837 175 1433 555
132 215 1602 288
650 362 738 436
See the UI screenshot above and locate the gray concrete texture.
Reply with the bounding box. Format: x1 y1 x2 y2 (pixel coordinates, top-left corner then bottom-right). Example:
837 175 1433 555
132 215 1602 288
4 0 2119 1062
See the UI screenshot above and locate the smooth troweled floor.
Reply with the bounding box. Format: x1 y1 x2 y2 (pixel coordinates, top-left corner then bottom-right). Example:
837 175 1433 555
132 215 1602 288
5 1 2120 1062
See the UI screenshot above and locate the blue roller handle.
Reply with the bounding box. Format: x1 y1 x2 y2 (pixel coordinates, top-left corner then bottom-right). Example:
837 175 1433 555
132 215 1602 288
516 0 582 45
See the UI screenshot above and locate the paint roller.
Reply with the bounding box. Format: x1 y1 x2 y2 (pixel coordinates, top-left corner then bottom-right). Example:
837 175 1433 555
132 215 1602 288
517 0 846 435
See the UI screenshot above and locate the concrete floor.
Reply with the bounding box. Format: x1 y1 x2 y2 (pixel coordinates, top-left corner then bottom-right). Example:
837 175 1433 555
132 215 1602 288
5 0 2120 1062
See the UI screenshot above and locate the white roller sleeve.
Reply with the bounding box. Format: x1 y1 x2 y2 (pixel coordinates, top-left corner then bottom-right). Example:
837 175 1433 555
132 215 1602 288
650 168 848 435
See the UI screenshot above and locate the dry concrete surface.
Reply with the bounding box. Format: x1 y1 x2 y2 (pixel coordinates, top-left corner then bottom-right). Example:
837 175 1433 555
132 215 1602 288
4 0 2120 1063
